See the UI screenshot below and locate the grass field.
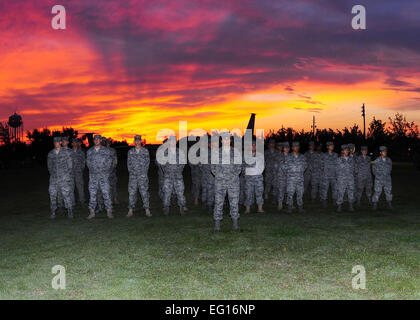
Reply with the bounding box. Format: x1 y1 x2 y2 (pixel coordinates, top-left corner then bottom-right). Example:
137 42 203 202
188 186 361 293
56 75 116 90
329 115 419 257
0 162 419 300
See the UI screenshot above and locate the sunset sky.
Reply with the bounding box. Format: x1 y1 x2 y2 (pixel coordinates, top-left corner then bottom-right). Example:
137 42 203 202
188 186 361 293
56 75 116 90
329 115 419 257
1 0 420 143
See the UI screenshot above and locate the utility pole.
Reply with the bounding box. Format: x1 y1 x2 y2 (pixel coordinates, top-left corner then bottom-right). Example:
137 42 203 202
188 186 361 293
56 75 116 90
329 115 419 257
311 115 316 137
361 103 366 140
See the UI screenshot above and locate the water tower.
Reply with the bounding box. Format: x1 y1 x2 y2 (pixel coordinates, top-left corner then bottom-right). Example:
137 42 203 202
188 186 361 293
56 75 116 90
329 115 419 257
8 112 23 143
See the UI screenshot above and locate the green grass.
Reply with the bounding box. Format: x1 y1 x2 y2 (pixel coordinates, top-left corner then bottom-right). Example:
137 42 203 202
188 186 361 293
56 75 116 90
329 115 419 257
0 163 419 299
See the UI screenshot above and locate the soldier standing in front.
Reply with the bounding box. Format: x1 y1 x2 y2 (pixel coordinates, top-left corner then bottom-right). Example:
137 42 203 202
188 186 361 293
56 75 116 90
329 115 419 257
86 135 114 219
320 141 338 208
127 135 151 218
372 146 393 210
285 142 307 213
335 145 355 212
355 146 372 206
47 137 74 219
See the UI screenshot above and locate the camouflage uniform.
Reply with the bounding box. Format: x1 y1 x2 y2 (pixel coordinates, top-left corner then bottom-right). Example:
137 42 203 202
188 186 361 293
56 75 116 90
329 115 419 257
264 148 278 198
47 146 73 216
70 148 86 205
275 149 288 207
285 151 307 209
212 148 242 221
303 143 315 194
127 146 150 210
86 145 113 211
108 145 118 202
320 148 338 203
336 153 356 206
355 152 372 203
310 151 323 200
200 151 215 210
372 154 393 204
162 148 186 209
244 152 264 206
156 159 165 201
57 145 74 208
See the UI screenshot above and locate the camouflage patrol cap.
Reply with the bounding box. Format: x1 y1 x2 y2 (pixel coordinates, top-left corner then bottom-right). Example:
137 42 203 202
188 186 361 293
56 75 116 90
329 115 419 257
326 141 334 147
292 141 300 147
93 134 102 140
134 135 142 141
348 143 355 149
379 146 387 152
341 144 349 150
361 146 368 151
62 136 69 142
308 141 315 146
53 137 62 143
283 142 290 149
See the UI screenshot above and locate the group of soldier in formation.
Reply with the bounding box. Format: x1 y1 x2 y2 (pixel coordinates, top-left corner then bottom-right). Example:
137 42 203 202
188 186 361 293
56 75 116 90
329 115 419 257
47 134 393 232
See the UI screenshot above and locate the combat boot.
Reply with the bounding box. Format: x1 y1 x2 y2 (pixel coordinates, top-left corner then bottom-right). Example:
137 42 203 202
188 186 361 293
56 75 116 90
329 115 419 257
87 209 95 220
49 212 56 219
163 207 169 216
257 204 264 213
107 209 114 219
67 209 74 219
180 206 186 216
298 206 305 214
214 220 221 232
372 202 377 211
336 204 342 213
232 218 241 231
349 203 354 212
126 209 133 218
277 202 283 211
145 208 152 217
387 201 393 210
194 198 199 206
286 205 292 214
244 206 251 214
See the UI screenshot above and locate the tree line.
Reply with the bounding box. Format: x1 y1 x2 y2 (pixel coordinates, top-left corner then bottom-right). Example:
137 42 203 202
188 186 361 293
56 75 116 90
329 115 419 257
0 113 419 169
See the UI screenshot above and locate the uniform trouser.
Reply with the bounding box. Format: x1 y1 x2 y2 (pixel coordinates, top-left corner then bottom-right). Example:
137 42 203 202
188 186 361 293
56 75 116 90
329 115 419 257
264 168 276 196
213 178 240 221
109 170 117 201
73 171 85 204
163 177 185 208
201 171 208 203
244 175 264 206
311 174 321 200
89 174 112 211
336 179 355 205
239 174 245 204
320 176 337 201
356 175 372 202
276 175 287 204
286 176 304 207
191 167 201 200
128 175 150 209
49 177 73 213
57 179 75 208
206 174 215 207
158 170 164 201
372 177 392 203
